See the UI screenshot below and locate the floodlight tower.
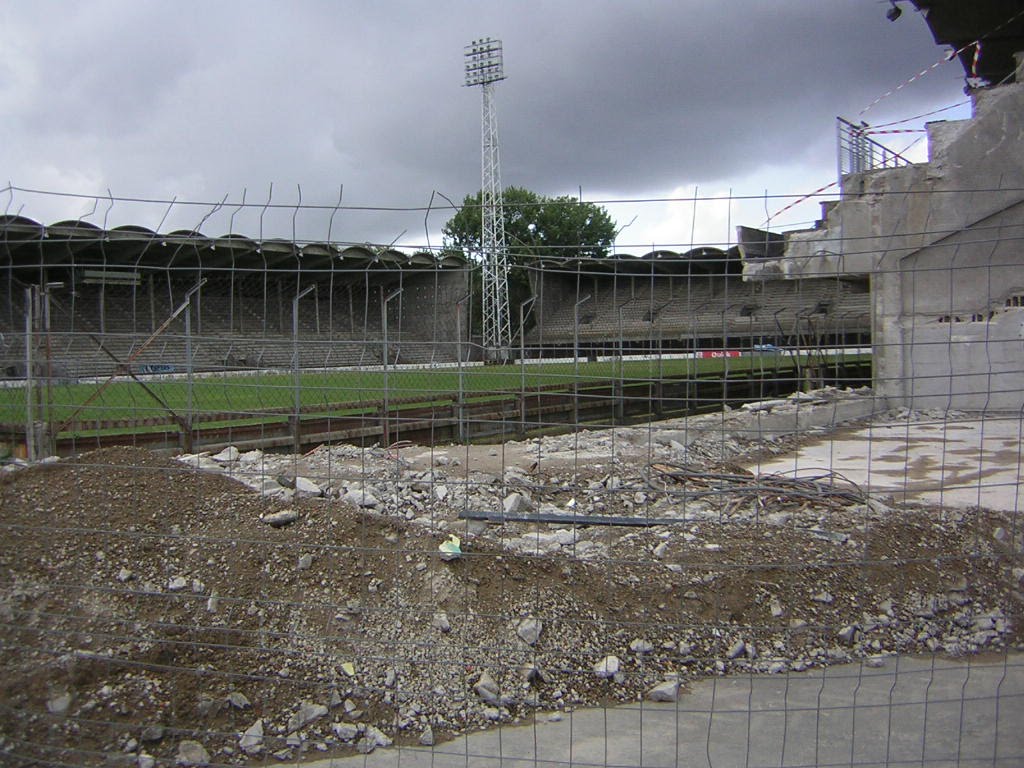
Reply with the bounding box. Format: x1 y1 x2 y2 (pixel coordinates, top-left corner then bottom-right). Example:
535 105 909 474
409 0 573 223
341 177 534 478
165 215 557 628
464 37 511 360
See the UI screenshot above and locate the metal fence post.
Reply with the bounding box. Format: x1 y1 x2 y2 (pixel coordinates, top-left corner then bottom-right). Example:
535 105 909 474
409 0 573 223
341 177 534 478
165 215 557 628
381 287 403 447
293 285 316 452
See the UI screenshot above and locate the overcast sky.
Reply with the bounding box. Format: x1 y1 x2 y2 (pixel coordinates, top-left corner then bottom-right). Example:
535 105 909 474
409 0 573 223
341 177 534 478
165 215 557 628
0 1 973 253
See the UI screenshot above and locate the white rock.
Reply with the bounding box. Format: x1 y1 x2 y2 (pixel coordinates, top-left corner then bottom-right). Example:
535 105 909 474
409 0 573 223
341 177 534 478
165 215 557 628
647 679 680 702
212 446 240 463
343 488 380 508
287 701 328 732
726 640 746 660
364 724 393 748
474 670 501 704
516 617 543 646
261 509 299 527
629 638 654 654
503 492 533 516
837 625 859 645
47 692 71 715
239 719 263 755
432 612 451 633
593 655 621 679
419 726 435 746
294 476 322 496
175 740 210 766
332 722 359 741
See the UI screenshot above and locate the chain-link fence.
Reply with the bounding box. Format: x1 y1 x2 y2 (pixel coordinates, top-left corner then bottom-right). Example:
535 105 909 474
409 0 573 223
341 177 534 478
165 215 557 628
1 180 1021 768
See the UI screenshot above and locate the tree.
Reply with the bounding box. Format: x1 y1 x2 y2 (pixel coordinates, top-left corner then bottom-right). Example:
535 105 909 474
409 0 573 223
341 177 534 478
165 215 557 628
443 187 616 337
442 186 617 262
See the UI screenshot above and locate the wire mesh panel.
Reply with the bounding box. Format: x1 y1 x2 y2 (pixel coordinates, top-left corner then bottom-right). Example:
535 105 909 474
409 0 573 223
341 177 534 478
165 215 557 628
0 178 1021 768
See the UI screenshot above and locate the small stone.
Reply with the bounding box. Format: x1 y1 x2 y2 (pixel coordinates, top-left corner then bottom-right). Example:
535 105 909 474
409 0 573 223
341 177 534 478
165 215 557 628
770 598 784 618
167 576 188 592
419 726 435 746
629 638 654 654
726 639 746 660
516 617 543 646
811 592 834 604
297 554 314 570
226 691 251 710
343 487 379 508
213 446 240 462
837 625 860 645
239 719 264 756
503 492 532 516
138 755 156 768
432 612 451 633
474 670 501 704
117 567 134 582
262 509 299 527
47 692 72 715
175 740 211 767
519 661 550 684
287 701 328 733
647 679 679 702
141 725 165 742
593 655 621 679
332 722 358 742
294 476 322 496
364 725 393 748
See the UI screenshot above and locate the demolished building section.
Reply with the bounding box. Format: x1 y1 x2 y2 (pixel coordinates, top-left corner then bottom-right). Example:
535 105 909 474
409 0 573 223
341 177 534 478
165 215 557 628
740 47 1024 411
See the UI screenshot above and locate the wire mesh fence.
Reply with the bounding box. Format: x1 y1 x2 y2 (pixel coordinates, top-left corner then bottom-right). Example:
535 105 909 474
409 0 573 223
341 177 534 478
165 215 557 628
0 183 1021 768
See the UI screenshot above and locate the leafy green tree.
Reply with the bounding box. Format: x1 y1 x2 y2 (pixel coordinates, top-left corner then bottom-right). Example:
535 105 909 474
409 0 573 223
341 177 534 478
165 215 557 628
442 186 616 262
442 187 616 337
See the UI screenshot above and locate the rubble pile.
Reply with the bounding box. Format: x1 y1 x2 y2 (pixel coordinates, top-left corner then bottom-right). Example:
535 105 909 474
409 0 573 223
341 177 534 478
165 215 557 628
0 388 1020 766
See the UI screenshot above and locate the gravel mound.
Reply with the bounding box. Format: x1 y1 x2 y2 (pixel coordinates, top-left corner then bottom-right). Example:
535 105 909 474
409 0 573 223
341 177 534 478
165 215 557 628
1 390 1020 765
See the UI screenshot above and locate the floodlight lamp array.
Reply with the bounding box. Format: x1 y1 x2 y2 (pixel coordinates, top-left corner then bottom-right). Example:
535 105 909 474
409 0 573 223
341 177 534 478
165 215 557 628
464 37 505 86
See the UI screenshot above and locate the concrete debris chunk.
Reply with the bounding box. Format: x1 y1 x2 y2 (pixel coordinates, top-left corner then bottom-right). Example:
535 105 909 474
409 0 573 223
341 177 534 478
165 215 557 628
474 670 501 704
287 701 328 733
175 740 211 767
332 722 358 742
647 678 680 702
516 617 543 646
294 476 322 496
629 638 654 654
261 509 299 527
238 719 263 755
593 655 621 679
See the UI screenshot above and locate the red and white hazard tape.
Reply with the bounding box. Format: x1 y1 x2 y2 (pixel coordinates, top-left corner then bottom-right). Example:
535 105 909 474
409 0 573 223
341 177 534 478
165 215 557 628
763 180 839 226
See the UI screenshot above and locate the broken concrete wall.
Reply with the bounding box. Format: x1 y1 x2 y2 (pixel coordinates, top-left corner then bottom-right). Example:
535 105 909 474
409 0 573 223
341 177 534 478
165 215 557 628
742 52 1024 410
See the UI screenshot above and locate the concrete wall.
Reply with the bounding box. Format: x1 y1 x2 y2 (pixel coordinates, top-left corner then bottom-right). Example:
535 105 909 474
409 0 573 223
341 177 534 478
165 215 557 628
741 53 1024 411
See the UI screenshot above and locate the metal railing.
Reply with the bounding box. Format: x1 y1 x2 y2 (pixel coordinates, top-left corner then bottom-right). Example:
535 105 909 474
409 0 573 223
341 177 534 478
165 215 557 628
837 117 912 183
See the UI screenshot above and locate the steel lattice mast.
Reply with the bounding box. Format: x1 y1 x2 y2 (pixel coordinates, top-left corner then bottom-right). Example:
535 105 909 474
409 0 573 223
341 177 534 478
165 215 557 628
464 38 511 360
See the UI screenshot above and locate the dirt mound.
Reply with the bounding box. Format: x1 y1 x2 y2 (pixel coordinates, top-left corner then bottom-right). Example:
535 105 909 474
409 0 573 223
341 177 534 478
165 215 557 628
1 439 1020 765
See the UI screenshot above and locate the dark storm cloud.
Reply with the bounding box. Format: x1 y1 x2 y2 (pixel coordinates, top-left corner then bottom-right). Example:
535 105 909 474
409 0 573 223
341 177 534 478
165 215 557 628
1 1 969 244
